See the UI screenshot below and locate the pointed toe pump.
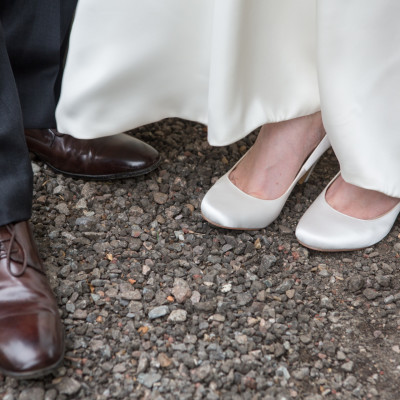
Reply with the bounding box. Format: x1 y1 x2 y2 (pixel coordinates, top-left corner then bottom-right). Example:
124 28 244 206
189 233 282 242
296 173 400 251
201 135 331 230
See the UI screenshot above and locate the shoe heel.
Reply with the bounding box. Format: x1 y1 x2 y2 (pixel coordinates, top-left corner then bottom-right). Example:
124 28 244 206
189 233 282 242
298 163 316 185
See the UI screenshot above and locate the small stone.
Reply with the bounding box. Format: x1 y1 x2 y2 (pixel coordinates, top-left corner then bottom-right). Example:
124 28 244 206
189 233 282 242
172 278 192 303
168 309 187 322
91 293 100 302
341 361 354 372
300 335 312 344
194 300 216 312
148 305 169 319
137 372 162 388
261 255 277 269
55 202 69 215
363 288 380 300
274 343 285 358
185 204 195 213
90 339 104 352
142 264 151 275
44 389 57 400
190 291 201 303
343 375 357 390
376 274 391 287
113 363 127 373
384 295 394 304
120 284 142 301
73 309 87 319
292 367 309 380
19 388 45 400
247 317 259 326
320 296 334 309
81 182 95 199
31 162 41 174
328 311 340 323
276 366 290 380
65 303 75 313
236 293 252 306
394 242 400 252
337 351 346 360
76 198 87 209
158 353 173 368
286 289 295 299
279 225 292 234
256 290 266 301
57 377 82 396
348 276 365 292
275 279 294 294
221 283 232 293
222 244 233 253
75 216 97 229
153 192 168 204
235 334 247 345
191 363 212 382
209 314 225 322
137 353 149 373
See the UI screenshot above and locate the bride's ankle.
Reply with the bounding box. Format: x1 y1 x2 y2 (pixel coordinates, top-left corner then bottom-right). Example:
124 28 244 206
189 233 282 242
229 113 325 200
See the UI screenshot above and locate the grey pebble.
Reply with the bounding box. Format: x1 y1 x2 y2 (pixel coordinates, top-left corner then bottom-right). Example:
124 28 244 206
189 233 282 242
168 309 187 322
55 202 69 215
341 361 354 372
348 276 365 292
363 288 380 300
275 279 294 294
172 278 192 303
148 305 170 319
343 375 358 390
18 388 44 400
44 389 57 400
137 372 162 388
56 377 81 396
194 300 217 312
137 353 149 373
261 254 277 269
292 367 310 380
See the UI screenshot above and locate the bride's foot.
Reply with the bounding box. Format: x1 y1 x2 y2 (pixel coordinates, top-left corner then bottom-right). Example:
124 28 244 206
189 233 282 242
230 112 325 200
201 112 330 230
326 175 400 219
296 173 400 251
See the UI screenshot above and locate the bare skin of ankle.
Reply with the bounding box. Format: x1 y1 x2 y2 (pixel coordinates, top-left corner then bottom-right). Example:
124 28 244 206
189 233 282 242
326 175 400 219
229 112 325 200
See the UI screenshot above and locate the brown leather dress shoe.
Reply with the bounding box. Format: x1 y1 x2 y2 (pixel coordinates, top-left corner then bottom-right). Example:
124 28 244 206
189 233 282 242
0 221 64 379
25 128 161 180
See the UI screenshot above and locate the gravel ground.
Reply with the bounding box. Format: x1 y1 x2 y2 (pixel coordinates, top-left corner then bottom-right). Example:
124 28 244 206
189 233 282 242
2 119 399 400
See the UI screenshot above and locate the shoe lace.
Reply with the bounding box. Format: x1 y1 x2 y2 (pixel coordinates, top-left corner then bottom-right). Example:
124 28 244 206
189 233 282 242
0 225 28 277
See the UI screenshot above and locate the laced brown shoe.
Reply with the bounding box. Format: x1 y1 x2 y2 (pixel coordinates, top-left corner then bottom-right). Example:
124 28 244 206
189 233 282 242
0 221 64 379
25 128 161 180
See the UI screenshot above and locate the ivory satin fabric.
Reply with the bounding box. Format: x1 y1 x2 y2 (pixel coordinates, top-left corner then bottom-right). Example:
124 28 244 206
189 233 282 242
56 0 400 197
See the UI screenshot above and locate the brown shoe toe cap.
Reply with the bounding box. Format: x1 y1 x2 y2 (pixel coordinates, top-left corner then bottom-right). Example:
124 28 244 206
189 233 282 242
0 312 64 377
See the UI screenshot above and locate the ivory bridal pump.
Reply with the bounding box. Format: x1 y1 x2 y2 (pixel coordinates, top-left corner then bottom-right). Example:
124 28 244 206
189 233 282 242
201 136 331 230
296 173 400 251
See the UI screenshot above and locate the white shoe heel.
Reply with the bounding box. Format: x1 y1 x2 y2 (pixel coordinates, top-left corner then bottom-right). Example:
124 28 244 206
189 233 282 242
201 136 331 230
296 173 400 251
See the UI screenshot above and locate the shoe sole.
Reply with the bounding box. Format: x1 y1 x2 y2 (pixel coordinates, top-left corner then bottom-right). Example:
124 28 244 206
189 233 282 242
201 213 266 231
297 239 365 253
31 153 161 181
0 353 64 380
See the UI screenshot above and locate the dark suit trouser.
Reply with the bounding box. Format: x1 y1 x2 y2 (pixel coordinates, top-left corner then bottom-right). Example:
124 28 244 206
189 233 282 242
0 0 77 226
